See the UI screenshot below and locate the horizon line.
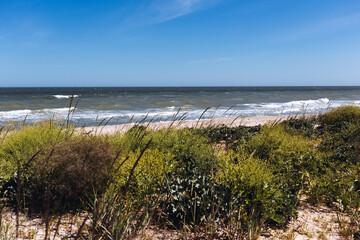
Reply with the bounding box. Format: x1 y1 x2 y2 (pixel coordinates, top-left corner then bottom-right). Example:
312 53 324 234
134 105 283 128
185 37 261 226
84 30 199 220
1 85 360 88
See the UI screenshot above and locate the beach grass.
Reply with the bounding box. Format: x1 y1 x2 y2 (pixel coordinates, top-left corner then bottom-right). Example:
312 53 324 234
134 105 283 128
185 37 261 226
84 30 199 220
0 106 359 239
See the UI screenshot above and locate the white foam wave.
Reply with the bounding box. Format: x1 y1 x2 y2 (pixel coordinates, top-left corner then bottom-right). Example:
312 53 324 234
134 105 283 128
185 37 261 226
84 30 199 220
38 107 75 114
241 98 360 115
52 95 79 99
0 108 76 121
0 109 32 119
244 98 330 108
1 98 360 125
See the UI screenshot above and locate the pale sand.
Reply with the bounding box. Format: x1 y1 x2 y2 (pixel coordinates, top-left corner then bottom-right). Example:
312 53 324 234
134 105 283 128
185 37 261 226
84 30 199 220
80 114 318 135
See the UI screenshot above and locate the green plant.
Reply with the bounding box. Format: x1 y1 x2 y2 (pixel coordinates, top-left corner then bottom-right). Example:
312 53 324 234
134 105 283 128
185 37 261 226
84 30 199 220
0 128 117 215
280 117 317 138
245 124 320 194
319 105 360 133
218 150 298 239
199 124 261 145
0 121 68 184
89 140 163 240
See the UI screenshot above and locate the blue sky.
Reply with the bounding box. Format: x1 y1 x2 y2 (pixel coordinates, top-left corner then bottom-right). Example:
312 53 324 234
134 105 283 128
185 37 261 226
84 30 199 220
0 0 359 87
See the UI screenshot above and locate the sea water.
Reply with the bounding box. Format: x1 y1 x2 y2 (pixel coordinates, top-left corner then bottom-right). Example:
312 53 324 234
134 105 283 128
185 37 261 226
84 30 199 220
1 87 360 126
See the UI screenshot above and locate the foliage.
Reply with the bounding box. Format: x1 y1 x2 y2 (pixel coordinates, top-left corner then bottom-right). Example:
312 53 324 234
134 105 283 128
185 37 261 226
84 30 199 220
308 106 360 207
1 134 116 213
280 117 317 137
199 124 261 144
218 151 297 239
1 106 360 238
31 136 116 212
90 142 164 240
245 124 321 194
0 121 68 183
148 128 216 175
111 148 174 196
148 128 219 227
319 105 360 133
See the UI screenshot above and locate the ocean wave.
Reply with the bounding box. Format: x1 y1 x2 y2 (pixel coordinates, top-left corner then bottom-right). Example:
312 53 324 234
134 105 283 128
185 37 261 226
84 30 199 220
241 98 360 115
0 109 32 119
37 107 75 114
244 98 330 108
1 98 360 126
52 95 79 99
0 108 75 121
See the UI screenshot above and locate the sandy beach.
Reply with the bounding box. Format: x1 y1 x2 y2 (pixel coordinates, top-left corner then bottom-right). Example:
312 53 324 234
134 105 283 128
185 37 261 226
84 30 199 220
81 113 318 134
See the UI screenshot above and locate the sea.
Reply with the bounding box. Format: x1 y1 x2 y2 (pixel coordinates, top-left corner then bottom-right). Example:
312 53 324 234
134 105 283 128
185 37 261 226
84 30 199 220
1 86 360 126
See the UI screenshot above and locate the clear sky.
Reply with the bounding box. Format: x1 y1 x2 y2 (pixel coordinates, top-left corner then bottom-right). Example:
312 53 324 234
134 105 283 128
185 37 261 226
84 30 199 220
0 0 359 87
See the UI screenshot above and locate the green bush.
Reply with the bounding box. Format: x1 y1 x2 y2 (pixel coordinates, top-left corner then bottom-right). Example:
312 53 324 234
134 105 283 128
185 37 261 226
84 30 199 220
218 151 298 239
244 124 321 193
89 142 165 240
111 148 174 195
148 128 216 174
0 123 117 213
0 121 68 183
145 128 220 226
280 117 317 138
320 105 360 132
310 106 360 206
199 124 261 144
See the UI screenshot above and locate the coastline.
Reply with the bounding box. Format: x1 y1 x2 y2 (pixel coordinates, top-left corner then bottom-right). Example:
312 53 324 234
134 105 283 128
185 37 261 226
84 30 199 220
80 113 318 134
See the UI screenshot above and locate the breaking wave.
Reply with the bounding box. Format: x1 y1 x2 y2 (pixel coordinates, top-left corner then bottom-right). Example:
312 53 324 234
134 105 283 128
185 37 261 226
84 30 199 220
52 95 79 99
1 98 360 126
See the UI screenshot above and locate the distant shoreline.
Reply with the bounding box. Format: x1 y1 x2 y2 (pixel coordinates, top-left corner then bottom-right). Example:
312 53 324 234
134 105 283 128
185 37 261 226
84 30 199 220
80 113 318 134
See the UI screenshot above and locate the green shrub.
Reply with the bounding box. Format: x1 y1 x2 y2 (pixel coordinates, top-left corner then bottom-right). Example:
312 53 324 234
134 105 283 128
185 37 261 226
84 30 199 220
124 125 150 152
320 105 360 132
148 128 216 174
280 117 317 137
111 148 174 195
199 125 261 144
319 106 360 166
145 128 221 226
310 106 360 206
0 124 116 213
244 124 320 193
0 121 68 183
218 151 298 239
90 140 165 240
